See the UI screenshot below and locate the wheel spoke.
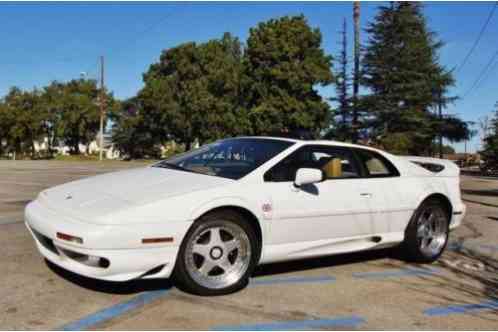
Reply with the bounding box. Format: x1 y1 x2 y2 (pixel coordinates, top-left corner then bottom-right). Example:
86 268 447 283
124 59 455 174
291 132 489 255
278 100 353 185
417 224 426 238
420 236 430 249
224 239 239 253
209 228 224 247
217 256 233 272
192 243 210 258
198 258 217 275
426 210 435 223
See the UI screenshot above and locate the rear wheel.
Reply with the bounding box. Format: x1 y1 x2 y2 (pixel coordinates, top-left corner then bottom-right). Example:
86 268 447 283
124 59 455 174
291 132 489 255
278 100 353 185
173 210 258 295
402 199 449 263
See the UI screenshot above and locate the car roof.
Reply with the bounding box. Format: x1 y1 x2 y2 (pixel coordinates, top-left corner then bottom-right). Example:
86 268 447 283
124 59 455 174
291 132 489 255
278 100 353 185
234 136 384 153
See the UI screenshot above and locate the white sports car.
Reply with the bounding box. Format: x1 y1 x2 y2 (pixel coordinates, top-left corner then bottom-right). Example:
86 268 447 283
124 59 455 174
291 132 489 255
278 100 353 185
26 137 465 295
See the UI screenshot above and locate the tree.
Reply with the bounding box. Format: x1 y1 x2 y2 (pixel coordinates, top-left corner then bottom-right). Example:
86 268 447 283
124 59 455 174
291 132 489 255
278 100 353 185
0 99 12 157
362 2 457 154
244 15 334 137
40 81 65 157
112 97 163 159
480 104 498 170
197 33 249 140
326 18 351 141
141 33 246 150
52 79 117 154
2 87 45 158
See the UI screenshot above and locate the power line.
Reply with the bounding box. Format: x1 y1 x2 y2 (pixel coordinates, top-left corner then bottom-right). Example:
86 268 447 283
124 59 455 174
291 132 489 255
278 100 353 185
472 55 498 93
455 2 497 74
80 9 179 79
463 47 498 98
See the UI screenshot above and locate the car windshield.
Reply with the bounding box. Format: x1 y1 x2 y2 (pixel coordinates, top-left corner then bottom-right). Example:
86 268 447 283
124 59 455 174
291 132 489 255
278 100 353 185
153 138 294 180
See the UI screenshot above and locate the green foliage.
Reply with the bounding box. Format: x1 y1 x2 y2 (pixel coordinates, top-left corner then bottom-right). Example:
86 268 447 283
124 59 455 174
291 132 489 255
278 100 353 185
379 132 413 155
0 79 117 158
56 79 101 154
140 33 247 150
1 87 45 157
362 2 458 154
437 115 472 142
480 105 498 169
327 18 351 141
111 98 163 159
244 15 333 136
429 142 455 155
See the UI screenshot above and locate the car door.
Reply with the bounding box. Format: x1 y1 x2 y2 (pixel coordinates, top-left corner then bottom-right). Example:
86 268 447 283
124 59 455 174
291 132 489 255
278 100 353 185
262 144 375 245
352 148 413 234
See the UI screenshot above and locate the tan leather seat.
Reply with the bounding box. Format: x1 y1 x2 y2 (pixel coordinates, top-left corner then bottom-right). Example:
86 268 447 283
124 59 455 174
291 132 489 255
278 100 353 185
366 158 386 174
323 158 342 178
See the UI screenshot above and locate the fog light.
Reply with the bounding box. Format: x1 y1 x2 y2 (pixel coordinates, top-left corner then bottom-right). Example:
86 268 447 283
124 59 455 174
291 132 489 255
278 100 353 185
56 232 83 244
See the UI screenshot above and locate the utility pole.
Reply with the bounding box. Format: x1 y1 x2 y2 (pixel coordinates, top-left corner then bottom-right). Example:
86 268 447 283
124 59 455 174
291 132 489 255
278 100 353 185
438 88 443 159
352 1 360 143
99 55 105 161
340 17 348 127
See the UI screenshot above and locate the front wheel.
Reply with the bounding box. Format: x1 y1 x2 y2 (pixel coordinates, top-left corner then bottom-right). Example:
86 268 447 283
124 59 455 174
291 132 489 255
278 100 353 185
402 199 449 263
173 210 259 295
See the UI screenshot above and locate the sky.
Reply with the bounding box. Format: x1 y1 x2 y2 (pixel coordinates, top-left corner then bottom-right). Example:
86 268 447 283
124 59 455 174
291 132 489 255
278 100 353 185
1 1 497 153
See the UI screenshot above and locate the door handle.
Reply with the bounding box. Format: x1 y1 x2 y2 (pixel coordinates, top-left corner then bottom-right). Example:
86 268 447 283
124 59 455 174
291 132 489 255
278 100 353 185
360 193 372 198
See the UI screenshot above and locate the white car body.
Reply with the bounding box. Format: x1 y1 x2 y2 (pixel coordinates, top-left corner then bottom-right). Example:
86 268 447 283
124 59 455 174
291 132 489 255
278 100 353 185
25 137 465 282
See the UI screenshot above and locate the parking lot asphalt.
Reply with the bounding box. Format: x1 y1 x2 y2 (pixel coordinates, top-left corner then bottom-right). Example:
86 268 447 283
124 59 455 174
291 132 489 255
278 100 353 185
0 160 497 330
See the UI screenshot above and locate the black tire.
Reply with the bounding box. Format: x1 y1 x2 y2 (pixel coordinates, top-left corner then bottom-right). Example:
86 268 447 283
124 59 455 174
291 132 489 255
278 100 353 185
173 210 259 296
402 198 450 263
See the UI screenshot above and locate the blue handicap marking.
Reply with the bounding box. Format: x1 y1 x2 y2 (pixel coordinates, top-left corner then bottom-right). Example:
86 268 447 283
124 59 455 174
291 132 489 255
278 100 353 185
424 299 498 316
59 290 170 331
212 315 366 331
479 244 498 252
250 275 336 286
352 266 440 279
447 241 463 251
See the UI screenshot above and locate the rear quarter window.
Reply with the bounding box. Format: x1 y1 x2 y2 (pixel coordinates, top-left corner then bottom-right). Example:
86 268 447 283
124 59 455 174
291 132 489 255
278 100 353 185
354 149 400 177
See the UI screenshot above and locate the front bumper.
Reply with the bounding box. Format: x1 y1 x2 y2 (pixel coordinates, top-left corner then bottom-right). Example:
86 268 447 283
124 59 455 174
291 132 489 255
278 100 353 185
25 200 189 281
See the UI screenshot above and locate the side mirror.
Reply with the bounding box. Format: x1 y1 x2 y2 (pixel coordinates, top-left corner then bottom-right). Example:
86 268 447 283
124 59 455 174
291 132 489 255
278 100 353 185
294 168 323 187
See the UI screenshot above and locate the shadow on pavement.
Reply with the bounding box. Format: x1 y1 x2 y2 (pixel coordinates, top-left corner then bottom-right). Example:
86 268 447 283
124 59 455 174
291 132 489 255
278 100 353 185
254 248 396 277
463 198 498 209
460 170 498 179
46 259 173 294
47 249 397 293
385 249 498 323
462 189 498 197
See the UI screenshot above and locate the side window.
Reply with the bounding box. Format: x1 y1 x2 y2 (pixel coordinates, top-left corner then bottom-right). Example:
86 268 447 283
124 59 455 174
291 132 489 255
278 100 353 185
264 145 361 182
355 149 400 177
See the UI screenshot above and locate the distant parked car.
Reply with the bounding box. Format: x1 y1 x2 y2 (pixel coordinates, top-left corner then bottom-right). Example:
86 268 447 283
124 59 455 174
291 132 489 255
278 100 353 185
25 137 465 295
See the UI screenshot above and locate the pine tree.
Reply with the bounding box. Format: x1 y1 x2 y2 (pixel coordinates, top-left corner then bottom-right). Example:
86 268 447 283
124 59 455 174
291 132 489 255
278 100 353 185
480 104 498 172
362 2 455 154
328 18 352 141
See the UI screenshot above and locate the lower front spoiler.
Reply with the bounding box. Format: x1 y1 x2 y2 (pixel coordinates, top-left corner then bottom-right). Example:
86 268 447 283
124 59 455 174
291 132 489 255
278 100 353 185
26 223 179 282
449 203 466 230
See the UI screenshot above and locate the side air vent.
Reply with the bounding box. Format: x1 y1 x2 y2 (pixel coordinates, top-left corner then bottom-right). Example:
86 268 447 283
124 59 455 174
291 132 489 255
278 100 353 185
411 161 445 173
371 236 382 243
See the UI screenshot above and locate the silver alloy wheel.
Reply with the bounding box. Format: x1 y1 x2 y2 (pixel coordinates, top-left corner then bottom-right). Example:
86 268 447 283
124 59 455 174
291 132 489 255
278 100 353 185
185 222 252 289
416 206 447 257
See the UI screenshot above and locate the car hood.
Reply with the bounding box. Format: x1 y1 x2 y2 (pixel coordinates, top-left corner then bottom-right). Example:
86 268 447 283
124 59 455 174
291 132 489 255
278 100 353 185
38 166 234 222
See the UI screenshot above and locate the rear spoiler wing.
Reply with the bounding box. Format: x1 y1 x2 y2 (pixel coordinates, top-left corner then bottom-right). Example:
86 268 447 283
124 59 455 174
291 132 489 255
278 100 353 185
401 156 460 177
